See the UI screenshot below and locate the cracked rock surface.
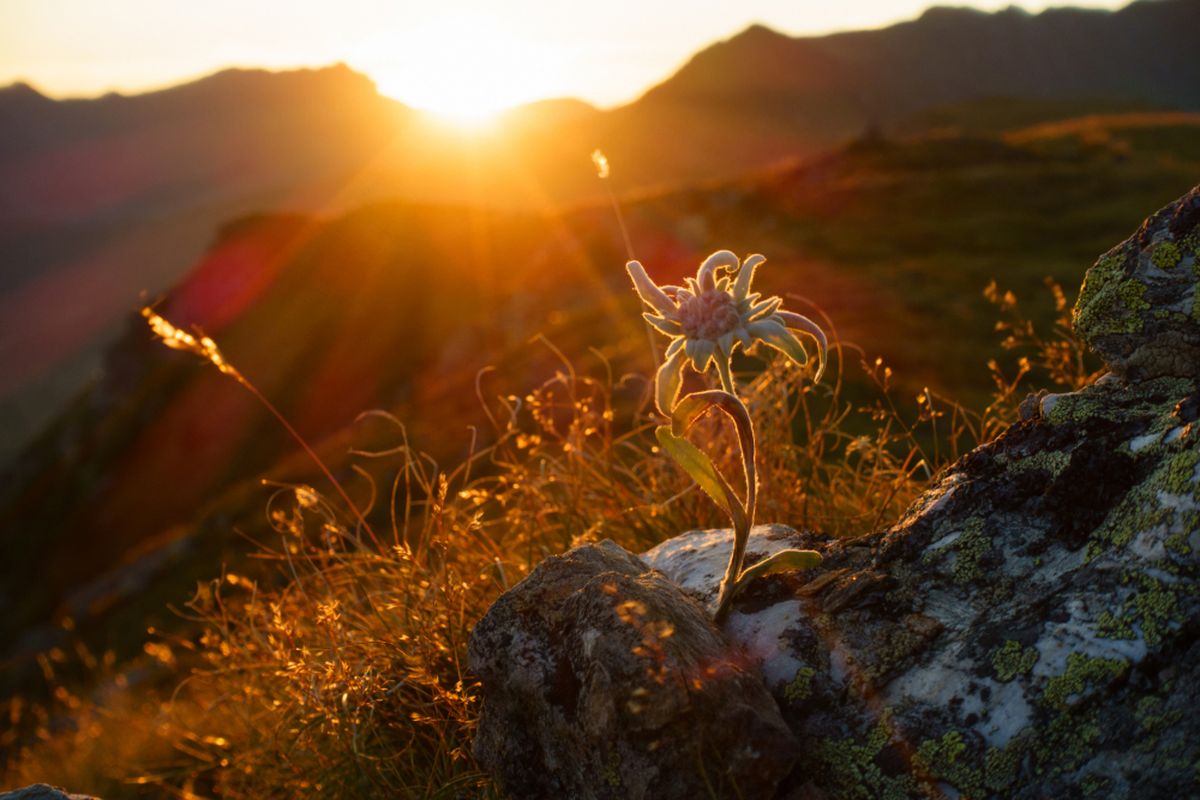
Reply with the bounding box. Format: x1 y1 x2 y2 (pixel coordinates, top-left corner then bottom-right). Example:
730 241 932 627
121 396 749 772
469 540 799 799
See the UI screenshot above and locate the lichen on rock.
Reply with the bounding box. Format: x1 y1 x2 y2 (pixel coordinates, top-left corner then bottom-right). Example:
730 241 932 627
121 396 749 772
1072 184 1200 380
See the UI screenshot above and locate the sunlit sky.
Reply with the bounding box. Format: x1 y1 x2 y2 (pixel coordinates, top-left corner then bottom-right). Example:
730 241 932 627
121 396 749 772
3 0 1130 121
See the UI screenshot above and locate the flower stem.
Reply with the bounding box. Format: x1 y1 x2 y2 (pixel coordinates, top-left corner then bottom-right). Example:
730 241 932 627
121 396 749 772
715 357 737 395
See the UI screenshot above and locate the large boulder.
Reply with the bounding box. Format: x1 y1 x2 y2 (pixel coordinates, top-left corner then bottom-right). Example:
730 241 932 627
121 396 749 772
468 540 800 799
649 369 1198 798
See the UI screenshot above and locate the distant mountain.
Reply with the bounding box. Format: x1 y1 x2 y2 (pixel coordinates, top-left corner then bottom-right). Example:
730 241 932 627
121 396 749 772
1 0 1198 465
601 0 1199 185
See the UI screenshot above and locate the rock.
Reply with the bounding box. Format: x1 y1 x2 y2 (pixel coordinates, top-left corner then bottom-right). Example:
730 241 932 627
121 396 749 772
469 539 800 799
658 372 1198 798
0 786 99 800
1072 184 1200 380
642 523 826 614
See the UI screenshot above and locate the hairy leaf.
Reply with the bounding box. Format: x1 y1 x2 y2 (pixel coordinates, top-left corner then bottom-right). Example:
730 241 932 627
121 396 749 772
655 426 746 531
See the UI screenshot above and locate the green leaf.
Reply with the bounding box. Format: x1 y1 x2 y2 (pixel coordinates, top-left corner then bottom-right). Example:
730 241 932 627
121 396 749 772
670 390 756 518
654 347 687 417
655 426 746 530
730 549 823 597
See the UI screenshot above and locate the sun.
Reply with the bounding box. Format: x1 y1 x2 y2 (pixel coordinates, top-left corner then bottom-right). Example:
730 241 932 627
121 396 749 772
357 11 560 129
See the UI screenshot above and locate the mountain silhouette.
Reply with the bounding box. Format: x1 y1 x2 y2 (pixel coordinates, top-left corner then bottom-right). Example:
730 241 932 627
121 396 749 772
1 0 1198 465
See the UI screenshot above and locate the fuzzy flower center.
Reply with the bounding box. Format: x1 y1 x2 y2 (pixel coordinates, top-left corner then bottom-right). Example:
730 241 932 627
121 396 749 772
678 291 740 340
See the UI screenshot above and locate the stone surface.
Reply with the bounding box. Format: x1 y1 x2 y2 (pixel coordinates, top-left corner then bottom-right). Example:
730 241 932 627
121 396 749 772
1072 183 1200 380
469 539 800 800
642 523 824 614
0 786 99 800
658 372 1198 798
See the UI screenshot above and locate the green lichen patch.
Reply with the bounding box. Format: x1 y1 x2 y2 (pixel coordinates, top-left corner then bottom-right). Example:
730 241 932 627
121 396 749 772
1042 652 1129 709
909 730 1032 796
913 731 985 797
1095 609 1136 640
920 516 994 584
992 639 1039 681
982 741 1023 793
1072 252 1151 339
1127 571 1185 647
1006 449 1071 479
809 717 918 800
860 621 941 684
1160 446 1200 496
1097 568 1194 647
1191 240 1200 320
1042 379 1187 428
953 517 992 584
784 666 816 703
1136 695 1182 737
1086 440 1199 562
1184 228 1200 257
1152 241 1183 270
1165 529 1194 556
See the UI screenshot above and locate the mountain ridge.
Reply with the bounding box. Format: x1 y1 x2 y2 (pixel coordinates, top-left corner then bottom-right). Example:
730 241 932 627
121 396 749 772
1 0 1198 467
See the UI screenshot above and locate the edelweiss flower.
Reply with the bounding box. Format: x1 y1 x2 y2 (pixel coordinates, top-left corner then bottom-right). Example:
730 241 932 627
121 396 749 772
626 250 827 415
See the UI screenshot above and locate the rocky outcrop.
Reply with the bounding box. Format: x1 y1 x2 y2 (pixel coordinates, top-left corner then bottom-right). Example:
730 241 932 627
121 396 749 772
1073 183 1200 380
469 185 1200 798
468 540 800 799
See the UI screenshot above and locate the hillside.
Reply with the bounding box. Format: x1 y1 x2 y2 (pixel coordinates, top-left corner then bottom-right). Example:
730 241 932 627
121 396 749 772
2 0 1198 466
2 116 1198 692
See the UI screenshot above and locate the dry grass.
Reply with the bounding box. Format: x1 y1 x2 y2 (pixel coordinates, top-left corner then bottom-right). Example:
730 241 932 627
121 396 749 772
3 284 1092 798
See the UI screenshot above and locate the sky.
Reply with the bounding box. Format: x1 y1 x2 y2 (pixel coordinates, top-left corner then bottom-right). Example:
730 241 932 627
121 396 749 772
2 0 1131 120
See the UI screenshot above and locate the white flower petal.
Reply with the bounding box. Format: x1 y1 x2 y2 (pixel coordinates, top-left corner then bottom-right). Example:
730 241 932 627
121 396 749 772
718 331 735 356
777 310 828 382
733 254 765 301
696 250 739 292
750 318 810 367
686 338 716 371
747 295 783 321
643 313 683 337
626 260 677 316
